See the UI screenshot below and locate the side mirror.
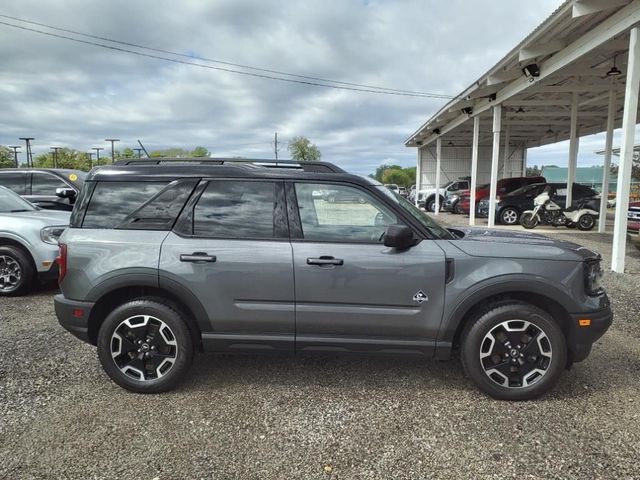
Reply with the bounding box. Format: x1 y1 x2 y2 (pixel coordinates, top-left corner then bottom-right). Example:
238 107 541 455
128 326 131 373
56 187 76 199
383 224 415 250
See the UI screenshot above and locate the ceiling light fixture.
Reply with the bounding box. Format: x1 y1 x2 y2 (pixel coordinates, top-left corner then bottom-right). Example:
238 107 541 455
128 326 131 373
607 56 622 77
516 106 525 113
546 127 554 135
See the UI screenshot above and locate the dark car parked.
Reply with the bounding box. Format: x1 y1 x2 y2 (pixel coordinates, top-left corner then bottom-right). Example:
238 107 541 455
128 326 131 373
0 168 86 211
478 183 601 225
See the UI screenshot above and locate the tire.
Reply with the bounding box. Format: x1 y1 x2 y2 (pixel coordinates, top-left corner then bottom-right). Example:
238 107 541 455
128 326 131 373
520 211 539 229
500 207 519 225
97 298 195 393
577 213 596 231
460 301 567 400
453 202 464 215
426 196 442 213
0 245 34 297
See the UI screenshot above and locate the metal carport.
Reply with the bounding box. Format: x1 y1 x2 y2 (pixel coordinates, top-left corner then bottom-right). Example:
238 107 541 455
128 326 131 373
406 0 640 272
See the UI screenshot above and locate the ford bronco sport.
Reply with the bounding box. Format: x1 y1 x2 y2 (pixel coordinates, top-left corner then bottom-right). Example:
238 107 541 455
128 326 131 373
55 159 612 400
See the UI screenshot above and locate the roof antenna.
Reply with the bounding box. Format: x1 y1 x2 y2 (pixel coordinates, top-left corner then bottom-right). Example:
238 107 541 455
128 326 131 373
137 140 150 158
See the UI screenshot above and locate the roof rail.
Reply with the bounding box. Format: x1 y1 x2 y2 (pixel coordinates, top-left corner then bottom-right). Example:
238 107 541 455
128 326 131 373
113 157 345 173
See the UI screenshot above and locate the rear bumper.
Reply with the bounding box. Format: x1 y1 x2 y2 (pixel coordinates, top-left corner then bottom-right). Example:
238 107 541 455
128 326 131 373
54 294 95 344
566 306 613 363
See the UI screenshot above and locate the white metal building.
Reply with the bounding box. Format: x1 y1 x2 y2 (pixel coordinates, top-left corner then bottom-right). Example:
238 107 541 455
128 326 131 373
406 0 640 273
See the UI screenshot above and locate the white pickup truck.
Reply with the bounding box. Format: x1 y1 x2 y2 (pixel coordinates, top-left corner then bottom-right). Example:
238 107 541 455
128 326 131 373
417 179 470 212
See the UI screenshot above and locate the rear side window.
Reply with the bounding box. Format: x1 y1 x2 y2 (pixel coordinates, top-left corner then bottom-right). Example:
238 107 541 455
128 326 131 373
31 172 69 195
0 172 27 194
192 180 279 239
83 181 179 229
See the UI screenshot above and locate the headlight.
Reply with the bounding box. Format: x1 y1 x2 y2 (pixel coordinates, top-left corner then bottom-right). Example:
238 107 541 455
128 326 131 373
584 259 604 296
40 226 67 245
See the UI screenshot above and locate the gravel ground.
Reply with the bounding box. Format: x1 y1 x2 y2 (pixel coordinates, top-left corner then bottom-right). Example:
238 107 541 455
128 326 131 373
1 221 639 479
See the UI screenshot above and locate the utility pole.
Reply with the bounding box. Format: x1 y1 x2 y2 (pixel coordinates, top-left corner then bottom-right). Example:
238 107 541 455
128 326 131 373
87 152 95 168
105 138 119 163
50 147 62 168
133 148 143 158
274 132 279 160
19 138 34 167
92 147 104 164
8 146 20 168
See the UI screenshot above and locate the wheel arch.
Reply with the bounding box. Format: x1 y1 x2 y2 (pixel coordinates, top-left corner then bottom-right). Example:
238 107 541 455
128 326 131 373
437 279 575 360
86 283 207 350
0 236 37 276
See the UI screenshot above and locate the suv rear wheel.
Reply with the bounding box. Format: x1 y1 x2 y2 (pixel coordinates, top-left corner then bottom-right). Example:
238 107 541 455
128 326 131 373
0 245 34 296
97 299 194 393
460 302 566 400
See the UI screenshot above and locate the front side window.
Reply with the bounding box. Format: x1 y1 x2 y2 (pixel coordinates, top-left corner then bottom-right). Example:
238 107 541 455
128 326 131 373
193 181 278 238
31 173 69 195
294 183 398 243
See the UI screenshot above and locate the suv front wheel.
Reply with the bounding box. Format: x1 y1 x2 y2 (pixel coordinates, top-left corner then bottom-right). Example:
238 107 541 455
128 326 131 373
461 302 567 400
97 299 195 393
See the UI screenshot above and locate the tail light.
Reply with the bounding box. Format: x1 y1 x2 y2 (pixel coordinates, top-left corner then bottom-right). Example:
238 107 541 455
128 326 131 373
57 243 67 283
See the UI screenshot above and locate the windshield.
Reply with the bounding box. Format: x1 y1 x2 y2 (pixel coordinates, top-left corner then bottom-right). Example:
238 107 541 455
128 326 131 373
0 186 36 213
376 186 454 240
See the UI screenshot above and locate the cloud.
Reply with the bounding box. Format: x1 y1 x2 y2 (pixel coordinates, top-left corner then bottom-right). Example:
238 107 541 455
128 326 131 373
0 0 562 174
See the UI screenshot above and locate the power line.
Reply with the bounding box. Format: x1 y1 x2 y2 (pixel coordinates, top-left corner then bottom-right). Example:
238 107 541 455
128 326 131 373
0 17 453 99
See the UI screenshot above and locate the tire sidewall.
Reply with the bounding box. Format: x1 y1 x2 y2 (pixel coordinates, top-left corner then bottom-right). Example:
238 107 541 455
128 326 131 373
97 299 194 393
0 246 34 296
577 214 595 231
461 303 567 401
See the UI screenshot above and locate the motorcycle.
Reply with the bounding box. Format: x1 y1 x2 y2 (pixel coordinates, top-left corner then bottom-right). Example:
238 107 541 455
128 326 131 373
520 187 598 231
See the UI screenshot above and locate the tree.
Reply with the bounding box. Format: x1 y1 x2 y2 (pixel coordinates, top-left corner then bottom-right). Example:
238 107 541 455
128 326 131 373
33 148 93 171
382 168 412 187
192 146 210 157
526 164 542 177
0 146 15 168
288 136 321 161
373 164 402 182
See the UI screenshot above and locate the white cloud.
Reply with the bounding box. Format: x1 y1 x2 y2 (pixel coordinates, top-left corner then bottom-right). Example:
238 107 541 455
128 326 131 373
0 0 563 174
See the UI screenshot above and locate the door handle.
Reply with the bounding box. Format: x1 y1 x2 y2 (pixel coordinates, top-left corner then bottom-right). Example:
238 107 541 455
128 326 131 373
180 252 217 263
307 256 344 266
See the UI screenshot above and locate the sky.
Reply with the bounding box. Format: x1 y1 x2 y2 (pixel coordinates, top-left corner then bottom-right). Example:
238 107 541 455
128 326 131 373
0 0 617 175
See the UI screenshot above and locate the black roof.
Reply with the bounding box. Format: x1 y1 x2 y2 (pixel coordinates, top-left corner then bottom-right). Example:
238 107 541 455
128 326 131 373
88 158 370 185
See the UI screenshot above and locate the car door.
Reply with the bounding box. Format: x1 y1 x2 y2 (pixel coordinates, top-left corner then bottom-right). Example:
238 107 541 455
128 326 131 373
29 172 74 210
288 181 446 355
159 179 295 353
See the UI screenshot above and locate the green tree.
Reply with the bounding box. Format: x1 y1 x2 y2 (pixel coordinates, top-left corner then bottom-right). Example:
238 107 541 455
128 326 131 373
526 164 542 177
288 136 321 161
0 146 16 168
382 168 412 187
192 146 210 157
33 148 93 171
148 147 211 158
373 164 402 182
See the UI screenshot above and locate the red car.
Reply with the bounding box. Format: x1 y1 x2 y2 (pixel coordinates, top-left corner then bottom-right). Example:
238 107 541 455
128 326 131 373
458 176 546 215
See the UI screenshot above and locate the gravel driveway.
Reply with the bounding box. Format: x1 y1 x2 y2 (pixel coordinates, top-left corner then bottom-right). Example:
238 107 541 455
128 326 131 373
1 222 639 479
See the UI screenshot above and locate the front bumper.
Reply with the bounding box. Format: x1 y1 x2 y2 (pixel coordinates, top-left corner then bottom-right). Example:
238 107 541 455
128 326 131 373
54 294 95 344
566 306 613 363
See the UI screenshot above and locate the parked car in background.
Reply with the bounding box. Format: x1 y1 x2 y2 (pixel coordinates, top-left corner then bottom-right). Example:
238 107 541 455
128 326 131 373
0 185 69 296
398 186 408 197
55 158 612 400
442 194 461 213
628 201 640 250
478 183 600 225
322 188 366 203
0 168 86 211
458 176 546 215
417 178 470 212
384 184 400 194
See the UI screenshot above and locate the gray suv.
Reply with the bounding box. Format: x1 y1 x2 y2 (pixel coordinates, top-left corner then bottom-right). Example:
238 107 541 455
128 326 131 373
55 159 612 400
